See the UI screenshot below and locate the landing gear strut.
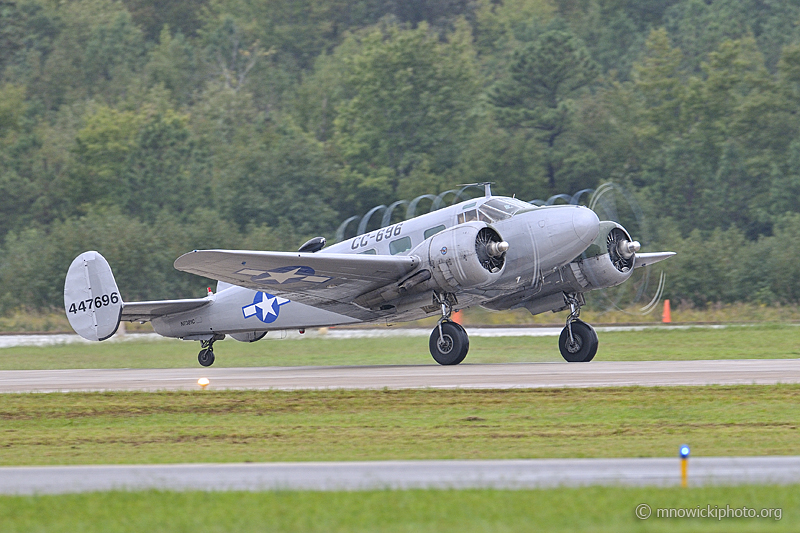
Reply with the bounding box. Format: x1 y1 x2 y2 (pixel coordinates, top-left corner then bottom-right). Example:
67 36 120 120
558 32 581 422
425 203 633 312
198 334 224 367
429 292 469 365
558 294 598 363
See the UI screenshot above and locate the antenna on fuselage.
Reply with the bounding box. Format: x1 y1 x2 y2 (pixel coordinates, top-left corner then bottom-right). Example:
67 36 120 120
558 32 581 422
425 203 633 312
457 182 495 198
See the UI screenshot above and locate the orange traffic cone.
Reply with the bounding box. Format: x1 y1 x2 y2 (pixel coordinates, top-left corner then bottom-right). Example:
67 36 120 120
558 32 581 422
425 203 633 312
662 299 672 323
451 310 463 324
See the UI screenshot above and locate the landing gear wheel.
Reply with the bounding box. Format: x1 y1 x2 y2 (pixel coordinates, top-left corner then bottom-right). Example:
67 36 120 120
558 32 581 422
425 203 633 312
559 320 598 362
429 321 469 365
198 348 215 367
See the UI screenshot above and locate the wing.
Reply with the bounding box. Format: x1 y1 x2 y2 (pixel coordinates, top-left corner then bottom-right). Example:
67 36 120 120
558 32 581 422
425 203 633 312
122 298 211 322
173 250 420 320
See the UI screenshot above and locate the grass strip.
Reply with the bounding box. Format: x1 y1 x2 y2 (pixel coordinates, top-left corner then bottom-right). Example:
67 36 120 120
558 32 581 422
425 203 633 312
1 324 799 370
0 485 796 532
1 386 799 466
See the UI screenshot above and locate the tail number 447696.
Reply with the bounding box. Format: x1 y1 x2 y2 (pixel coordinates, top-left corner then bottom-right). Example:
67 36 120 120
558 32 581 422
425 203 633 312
68 292 119 314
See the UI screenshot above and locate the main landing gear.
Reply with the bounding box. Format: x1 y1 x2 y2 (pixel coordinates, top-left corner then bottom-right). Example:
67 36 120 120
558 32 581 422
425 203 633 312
558 294 598 362
429 293 469 365
198 334 224 367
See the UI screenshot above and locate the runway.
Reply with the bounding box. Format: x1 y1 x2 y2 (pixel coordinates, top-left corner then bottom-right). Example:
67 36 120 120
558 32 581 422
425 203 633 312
1 457 799 494
1 359 799 393
0 324 729 347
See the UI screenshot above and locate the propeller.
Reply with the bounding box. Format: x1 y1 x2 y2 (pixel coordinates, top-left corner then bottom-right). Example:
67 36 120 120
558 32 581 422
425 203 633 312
588 183 667 315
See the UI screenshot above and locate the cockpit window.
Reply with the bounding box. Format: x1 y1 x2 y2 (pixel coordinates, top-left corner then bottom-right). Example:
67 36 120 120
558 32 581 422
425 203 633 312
457 210 478 224
478 198 530 223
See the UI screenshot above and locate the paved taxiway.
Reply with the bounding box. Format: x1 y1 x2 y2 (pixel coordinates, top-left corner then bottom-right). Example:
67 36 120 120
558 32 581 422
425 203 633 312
2 457 799 494
1 359 799 393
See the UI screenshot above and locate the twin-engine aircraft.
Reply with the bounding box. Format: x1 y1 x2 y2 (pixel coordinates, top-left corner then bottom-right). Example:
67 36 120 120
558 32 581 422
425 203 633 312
65 184 674 366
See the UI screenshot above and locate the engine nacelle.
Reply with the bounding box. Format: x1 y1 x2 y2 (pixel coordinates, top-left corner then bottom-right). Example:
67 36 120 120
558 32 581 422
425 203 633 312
420 222 507 291
229 331 268 342
568 221 638 290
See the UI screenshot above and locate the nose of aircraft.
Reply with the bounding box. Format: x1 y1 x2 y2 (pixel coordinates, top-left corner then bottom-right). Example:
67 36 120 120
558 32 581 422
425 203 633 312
572 207 600 245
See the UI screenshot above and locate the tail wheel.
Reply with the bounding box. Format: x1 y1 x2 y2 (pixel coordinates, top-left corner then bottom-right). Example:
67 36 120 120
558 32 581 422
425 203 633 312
558 320 598 362
429 321 469 365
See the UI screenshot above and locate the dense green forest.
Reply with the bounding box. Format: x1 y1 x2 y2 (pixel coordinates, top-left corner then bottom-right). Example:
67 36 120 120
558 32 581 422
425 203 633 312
2 0 800 313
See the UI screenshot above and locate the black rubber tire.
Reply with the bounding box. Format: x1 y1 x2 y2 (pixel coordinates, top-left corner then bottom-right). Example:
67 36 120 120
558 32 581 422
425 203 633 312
429 321 470 365
447 322 470 365
198 348 215 367
558 320 598 362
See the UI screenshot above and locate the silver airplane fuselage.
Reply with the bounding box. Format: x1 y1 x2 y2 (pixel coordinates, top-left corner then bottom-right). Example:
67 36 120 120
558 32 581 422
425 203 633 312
152 197 599 340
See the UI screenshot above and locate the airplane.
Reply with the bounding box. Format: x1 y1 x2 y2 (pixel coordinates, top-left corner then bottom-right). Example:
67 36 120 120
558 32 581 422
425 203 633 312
64 183 674 366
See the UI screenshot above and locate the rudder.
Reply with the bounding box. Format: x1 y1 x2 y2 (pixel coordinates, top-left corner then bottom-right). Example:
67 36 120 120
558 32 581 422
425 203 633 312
64 251 123 341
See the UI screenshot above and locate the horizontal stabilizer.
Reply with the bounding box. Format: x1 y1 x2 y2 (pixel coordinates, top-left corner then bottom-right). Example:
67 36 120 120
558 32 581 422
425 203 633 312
121 298 211 323
635 252 676 269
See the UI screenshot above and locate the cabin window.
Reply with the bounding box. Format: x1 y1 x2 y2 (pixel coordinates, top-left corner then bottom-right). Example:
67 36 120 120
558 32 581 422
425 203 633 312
389 236 412 255
457 210 478 224
359 248 377 255
424 225 446 239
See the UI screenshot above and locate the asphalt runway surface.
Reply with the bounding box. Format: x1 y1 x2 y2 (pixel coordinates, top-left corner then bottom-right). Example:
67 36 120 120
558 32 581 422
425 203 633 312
1 359 799 393
0 324 729 347
3 360 798 495
2 457 799 494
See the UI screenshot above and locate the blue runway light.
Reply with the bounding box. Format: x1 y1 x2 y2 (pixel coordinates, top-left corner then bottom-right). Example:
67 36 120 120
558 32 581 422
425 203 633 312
679 445 690 458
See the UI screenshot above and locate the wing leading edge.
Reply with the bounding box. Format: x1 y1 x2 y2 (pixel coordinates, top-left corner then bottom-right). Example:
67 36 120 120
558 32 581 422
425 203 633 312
173 250 420 320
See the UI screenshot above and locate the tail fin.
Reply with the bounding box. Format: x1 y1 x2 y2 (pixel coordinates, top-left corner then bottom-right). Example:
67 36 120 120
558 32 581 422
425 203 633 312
64 251 123 341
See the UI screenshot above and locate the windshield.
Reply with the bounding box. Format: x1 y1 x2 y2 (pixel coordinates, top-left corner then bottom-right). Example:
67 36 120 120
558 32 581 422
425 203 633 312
478 198 531 223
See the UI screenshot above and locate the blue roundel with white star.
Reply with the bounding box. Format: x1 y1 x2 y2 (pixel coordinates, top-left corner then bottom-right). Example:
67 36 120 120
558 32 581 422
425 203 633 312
245 265 332 285
242 292 290 323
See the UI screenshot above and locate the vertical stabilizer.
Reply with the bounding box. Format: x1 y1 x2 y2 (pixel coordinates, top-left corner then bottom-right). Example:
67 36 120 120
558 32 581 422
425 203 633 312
64 251 123 341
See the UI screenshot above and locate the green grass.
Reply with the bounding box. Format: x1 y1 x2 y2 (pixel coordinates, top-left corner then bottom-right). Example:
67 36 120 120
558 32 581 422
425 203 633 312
2 386 799 466
0 485 796 532
1 324 799 369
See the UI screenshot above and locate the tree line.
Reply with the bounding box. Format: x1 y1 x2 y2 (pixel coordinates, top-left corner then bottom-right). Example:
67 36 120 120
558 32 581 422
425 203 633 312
2 0 800 312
